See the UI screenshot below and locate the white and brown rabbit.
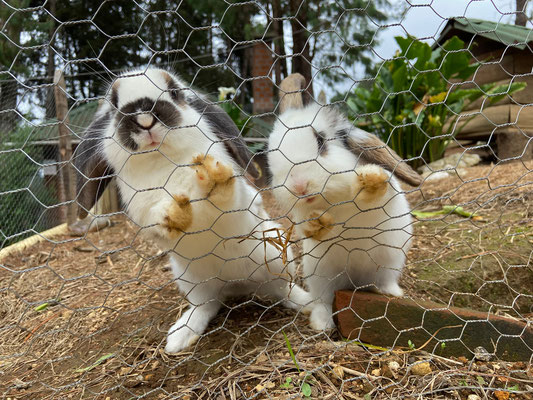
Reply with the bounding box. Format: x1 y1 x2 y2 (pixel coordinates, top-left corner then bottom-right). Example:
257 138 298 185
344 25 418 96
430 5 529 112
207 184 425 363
75 68 311 353
267 74 422 331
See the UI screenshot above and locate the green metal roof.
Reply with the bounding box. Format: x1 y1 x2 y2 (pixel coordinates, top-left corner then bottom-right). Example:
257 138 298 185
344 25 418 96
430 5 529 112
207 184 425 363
440 18 533 50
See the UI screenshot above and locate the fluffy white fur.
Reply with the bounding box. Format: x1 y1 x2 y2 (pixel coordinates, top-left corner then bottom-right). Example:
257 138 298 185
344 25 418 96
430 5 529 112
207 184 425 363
95 68 311 352
268 104 413 330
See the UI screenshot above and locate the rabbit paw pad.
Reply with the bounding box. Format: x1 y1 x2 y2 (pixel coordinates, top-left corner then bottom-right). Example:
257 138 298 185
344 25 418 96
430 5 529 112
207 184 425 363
356 165 389 202
303 211 334 240
162 195 192 238
192 154 233 185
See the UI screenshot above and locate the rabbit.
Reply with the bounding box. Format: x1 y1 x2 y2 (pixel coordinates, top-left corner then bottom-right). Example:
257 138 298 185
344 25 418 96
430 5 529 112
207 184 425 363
267 74 422 331
75 68 312 353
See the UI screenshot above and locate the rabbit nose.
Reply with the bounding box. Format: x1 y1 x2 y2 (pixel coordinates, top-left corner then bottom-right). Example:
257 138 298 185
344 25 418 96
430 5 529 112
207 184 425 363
291 180 309 195
136 114 156 130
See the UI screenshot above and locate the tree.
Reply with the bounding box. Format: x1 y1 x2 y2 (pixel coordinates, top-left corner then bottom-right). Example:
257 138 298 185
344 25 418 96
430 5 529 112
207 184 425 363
515 0 528 26
0 0 49 135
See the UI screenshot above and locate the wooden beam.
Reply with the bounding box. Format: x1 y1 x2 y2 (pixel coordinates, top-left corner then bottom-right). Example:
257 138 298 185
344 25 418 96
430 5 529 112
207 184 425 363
334 290 533 361
53 70 77 226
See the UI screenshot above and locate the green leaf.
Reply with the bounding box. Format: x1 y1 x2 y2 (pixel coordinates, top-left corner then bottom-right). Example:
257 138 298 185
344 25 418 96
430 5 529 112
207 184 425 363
487 81 527 104
34 303 50 312
477 376 486 385
395 36 416 56
411 42 432 69
301 381 312 397
280 377 292 389
441 50 470 79
282 331 300 372
364 394 372 400
74 353 115 373
392 65 408 92
442 36 466 52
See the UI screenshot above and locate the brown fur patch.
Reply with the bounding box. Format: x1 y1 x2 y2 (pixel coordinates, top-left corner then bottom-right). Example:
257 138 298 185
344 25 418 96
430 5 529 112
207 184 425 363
191 154 235 203
164 194 192 238
356 166 389 203
303 211 334 240
350 136 423 187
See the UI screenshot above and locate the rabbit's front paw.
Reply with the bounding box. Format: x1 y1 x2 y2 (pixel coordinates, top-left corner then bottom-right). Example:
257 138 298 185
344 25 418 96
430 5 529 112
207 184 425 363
162 195 192 239
303 211 334 240
355 164 389 203
309 304 336 331
379 282 404 297
165 324 200 354
192 154 234 196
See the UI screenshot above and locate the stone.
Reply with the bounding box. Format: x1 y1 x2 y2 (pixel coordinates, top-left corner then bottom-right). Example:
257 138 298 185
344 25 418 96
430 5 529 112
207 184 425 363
410 362 432 376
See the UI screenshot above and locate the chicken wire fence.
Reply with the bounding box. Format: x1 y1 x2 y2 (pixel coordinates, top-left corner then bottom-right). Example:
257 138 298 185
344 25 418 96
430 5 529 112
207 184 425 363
1 1 533 399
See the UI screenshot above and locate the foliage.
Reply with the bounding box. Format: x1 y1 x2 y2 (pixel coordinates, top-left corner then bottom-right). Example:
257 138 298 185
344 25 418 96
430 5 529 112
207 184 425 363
282 330 313 398
346 35 527 168
218 87 254 137
0 126 57 247
305 0 390 83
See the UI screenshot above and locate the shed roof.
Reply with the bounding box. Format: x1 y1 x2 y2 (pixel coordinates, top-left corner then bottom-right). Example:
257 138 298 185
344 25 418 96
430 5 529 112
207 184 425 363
438 18 533 50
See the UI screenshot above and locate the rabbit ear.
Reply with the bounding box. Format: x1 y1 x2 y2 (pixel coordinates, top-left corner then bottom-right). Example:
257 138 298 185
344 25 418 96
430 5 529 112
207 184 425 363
74 113 114 219
187 96 260 180
161 71 185 105
345 131 423 187
279 73 311 113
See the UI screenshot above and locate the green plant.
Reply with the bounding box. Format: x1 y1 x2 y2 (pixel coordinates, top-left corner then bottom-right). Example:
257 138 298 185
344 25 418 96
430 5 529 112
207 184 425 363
218 87 254 137
280 377 293 389
407 339 416 350
282 331 313 398
346 35 526 169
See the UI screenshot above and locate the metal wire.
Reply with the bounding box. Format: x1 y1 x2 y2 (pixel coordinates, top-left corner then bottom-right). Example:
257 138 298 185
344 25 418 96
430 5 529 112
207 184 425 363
1 1 532 399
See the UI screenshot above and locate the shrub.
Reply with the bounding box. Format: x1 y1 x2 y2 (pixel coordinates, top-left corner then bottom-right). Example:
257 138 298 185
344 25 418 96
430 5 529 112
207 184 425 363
346 36 526 168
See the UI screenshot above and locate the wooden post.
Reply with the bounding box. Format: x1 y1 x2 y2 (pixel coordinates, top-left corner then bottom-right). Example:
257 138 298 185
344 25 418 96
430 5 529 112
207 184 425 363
53 70 77 226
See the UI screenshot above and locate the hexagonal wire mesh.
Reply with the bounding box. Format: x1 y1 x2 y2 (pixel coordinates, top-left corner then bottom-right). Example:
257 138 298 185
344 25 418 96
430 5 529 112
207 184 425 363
1 0 532 399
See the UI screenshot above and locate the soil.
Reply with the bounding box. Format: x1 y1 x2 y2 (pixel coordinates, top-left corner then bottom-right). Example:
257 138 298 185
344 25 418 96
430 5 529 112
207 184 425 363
0 160 532 399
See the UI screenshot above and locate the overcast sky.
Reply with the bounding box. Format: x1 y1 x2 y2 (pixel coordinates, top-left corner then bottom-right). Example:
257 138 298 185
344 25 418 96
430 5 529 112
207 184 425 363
315 0 530 97
374 0 526 59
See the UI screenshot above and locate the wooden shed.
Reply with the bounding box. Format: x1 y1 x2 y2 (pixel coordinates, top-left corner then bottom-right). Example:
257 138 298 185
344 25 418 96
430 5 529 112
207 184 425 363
435 18 533 160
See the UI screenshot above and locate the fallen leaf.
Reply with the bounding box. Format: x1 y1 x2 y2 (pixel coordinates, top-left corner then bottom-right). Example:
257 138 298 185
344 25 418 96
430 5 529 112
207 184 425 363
410 362 432 376
494 391 509 400
331 365 344 380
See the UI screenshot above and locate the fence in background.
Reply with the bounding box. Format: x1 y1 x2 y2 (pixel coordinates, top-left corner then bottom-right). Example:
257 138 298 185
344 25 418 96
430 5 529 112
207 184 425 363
1 1 532 399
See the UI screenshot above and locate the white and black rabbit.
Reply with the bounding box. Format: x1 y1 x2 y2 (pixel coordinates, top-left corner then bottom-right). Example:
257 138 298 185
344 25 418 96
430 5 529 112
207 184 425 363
75 68 311 353
267 74 422 331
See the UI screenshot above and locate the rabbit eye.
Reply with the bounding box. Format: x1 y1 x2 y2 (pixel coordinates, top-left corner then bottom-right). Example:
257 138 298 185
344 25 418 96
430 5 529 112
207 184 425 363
312 128 327 156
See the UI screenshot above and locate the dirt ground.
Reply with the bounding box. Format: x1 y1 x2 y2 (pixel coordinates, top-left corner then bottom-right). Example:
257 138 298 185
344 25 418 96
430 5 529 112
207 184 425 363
0 160 532 399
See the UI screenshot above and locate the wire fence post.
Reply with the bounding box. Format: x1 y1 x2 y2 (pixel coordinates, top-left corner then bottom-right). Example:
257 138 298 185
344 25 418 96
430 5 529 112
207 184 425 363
53 69 77 226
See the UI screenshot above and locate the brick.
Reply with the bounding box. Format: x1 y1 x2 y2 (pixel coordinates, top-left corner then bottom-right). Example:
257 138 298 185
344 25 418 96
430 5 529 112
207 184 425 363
334 291 533 361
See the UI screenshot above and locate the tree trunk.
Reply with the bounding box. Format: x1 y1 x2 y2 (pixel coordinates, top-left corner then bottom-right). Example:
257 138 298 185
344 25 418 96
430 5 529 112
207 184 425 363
45 0 57 119
272 0 288 86
515 0 528 26
0 79 18 137
54 70 77 226
289 0 313 96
